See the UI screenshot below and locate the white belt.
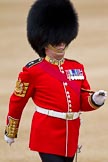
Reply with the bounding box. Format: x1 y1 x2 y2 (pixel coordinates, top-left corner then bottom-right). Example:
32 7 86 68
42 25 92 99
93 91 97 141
36 106 80 120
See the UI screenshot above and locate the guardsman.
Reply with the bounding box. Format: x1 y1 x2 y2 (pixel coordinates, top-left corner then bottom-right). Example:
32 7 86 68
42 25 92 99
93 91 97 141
4 0 107 162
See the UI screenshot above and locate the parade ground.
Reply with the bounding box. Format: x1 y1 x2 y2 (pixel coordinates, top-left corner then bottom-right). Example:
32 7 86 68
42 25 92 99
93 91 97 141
0 1 108 162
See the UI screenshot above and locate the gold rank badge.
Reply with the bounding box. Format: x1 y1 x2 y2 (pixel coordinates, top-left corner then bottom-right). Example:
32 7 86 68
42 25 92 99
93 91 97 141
14 79 29 97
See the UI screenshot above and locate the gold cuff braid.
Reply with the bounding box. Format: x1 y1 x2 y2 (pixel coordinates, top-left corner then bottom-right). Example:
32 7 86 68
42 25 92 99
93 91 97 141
88 96 100 109
5 117 19 138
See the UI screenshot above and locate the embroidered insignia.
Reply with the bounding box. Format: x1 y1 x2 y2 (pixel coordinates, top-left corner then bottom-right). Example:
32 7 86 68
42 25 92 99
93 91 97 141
14 79 29 97
5 116 19 138
65 69 84 80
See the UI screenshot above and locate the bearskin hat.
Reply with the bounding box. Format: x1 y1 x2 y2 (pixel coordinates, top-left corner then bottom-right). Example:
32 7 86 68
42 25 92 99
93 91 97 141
27 0 79 57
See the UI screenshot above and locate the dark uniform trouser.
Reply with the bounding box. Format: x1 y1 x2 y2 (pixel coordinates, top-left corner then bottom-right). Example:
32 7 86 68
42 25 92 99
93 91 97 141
39 153 75 162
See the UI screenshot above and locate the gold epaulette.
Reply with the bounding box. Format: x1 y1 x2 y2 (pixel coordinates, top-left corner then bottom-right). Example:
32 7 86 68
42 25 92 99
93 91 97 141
5 117 19 138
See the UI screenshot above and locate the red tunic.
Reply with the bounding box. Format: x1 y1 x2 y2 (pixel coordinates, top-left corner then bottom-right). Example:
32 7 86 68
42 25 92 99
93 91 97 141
6 58 98 157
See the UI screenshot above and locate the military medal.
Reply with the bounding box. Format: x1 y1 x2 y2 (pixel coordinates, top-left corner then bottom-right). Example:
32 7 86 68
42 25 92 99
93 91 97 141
65 69 84 80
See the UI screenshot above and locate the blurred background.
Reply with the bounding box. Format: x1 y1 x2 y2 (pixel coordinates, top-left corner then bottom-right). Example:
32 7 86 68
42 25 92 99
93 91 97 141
0 0 108 162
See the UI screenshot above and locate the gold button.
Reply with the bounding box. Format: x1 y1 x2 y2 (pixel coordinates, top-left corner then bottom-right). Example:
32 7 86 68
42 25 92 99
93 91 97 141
67 95 70 98
69 109 72 112
68 100 71 103
61 71 64 74
12 128 15 131
64 82 68 86
66 91 69 95
11 131 14 134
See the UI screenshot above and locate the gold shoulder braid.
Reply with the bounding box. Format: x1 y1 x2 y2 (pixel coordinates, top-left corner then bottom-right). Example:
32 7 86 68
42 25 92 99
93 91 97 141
5 117 19 138
14 79 29 97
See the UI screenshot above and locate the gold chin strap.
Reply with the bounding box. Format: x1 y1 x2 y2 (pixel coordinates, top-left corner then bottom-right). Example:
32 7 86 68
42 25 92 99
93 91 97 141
45 56 65 66
47 44 65 53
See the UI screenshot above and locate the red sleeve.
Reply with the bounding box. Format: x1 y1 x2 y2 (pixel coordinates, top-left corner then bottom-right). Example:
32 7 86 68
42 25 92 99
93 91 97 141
5 66 34 138
80 65 100 111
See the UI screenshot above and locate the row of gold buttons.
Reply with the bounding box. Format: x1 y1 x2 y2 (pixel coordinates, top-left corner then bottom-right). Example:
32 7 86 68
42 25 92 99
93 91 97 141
59 66 72 112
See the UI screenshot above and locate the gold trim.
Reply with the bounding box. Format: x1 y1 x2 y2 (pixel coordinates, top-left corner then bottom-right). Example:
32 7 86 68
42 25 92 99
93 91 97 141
14 79 29 97
5 117 19 138
66 113 74 120
45 56 65 66
88 96 100 109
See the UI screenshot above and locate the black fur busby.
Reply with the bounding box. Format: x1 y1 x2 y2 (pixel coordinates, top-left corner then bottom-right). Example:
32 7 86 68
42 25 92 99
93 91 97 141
27 0 79 57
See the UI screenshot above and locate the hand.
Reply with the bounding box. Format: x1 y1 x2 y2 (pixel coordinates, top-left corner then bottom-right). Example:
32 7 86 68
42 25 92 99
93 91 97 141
4 135 14 146
92 90 107 106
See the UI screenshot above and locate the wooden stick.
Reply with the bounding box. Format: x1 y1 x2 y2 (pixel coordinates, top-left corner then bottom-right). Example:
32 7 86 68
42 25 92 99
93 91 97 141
81 89 106 96
81 88 95 94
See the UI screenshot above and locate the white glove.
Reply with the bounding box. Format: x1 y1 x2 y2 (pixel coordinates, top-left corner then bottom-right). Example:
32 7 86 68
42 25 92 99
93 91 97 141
4 135 14 146
92 90 107 106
